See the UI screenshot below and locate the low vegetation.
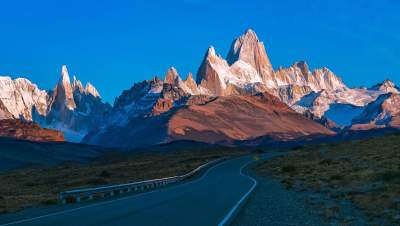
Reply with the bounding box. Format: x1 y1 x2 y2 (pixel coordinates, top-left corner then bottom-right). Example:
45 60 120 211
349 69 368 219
0 146 246 214
257 133 400 225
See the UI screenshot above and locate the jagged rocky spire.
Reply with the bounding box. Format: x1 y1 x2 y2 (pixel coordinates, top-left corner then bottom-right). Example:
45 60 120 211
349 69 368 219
72 75 84 93
164 67 180 85
85 82 100 97
226 28 275 85
196 46 228 96
55 65 76 110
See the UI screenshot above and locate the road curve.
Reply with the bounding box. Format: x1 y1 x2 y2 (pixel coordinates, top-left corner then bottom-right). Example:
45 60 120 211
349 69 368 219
0 155 263 226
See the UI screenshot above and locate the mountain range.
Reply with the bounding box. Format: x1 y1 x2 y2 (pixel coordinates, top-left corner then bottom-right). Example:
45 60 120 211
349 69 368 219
0 29 399 147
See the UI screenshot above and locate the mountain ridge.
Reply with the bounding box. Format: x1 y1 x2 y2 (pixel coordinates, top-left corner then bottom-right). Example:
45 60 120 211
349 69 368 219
1 29 399 146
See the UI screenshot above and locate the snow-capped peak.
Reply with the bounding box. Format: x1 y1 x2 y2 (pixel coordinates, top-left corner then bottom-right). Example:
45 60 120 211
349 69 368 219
60 65 71 85
227 28 261 65
85 82 100 98
294 61 309 75
181 72 199 95
72 75 84 93
207 46 216 56
371 79 399 93
226 29 275 85
164 67 180 84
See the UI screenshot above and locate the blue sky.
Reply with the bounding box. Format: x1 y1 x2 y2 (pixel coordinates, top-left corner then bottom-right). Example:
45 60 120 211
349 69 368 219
1 0 399 103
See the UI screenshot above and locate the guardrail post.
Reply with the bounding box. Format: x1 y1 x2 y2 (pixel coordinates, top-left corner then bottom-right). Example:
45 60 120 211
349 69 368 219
110 191 114 196
59 194 66 204
75 195 81 203
88 194 93 200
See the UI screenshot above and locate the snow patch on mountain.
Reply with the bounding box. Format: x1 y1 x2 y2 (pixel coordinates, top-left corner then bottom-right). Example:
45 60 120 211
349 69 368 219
324 104 364 126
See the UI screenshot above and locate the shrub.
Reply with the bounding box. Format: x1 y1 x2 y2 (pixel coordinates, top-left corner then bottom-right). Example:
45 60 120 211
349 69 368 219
291 145 304 151
319 159 333 165
330 174 344 181
281 165 296 173
281 178 293 189
254 149 264 154
41 199 58 205
378 171 400 183
99 170 111 178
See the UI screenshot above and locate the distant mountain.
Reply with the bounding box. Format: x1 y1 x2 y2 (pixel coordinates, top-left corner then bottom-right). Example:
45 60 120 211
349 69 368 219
195 30 346 97
1 29 399 147
370 79 399 93
82 29 400 147
0 65 111 142
351 93 400 130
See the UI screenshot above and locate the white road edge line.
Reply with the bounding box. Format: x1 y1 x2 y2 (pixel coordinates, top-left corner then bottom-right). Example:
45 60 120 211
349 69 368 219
218 159 257 226
0 158 232 226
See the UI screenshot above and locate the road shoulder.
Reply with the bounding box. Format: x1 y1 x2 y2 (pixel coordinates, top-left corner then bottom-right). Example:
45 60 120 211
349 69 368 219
231 161 325 226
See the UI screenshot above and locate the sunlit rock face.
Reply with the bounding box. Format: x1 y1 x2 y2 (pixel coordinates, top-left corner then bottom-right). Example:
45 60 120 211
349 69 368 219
0 76 48 120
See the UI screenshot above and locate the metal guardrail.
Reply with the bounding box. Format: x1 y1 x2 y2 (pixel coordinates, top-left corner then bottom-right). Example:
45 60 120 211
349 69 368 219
59 158 225 204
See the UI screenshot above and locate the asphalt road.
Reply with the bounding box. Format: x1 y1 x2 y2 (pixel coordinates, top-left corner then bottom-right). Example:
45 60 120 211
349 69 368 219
0 155 262 226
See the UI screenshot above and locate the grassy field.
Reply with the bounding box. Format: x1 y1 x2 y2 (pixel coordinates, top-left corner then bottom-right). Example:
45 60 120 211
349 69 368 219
0 146 246 214
257 133 400 225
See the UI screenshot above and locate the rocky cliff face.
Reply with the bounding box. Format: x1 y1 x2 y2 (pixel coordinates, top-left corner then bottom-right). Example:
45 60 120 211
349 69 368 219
226 29 275 86
183 72 199 95
0 100 13 120
196 47 233 96
0 77 48 120
0 119 64 142
53 65 76 110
